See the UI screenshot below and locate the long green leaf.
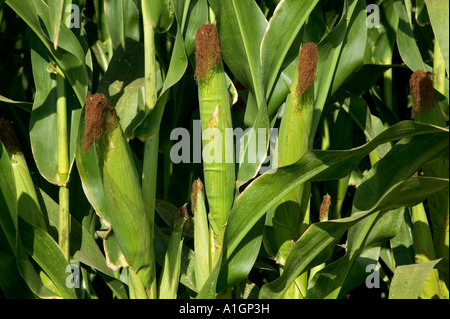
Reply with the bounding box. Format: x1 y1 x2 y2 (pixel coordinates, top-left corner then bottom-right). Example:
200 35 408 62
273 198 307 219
0 142 34 298
76 99 152 296
261 0 319 97
0 95 33 113
210 0 267 107
310 0 359 147
104 0 140 50
19 217 78 299
393 0 431 72
0 140 63 298
228 122 448 262
389 259 442 299
45 0 65 50
424 0 449 74
29 31 81 185
0 143 18 249
7 0 90 106
331 0 367 94
37 188 128 298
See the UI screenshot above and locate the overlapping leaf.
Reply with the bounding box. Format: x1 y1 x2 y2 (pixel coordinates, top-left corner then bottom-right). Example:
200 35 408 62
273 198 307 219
197 121 448 297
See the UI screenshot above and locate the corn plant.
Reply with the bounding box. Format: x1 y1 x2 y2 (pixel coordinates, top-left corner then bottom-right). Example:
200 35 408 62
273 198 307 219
0 0 448 300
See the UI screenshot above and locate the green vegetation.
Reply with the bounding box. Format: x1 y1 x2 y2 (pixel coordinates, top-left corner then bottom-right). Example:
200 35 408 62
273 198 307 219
0 0 448 299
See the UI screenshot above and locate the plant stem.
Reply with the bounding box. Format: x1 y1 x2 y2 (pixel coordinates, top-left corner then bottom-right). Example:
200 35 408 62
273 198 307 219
56 68 70 261
142 132 159 299
142 1 158 114
140 0 161 298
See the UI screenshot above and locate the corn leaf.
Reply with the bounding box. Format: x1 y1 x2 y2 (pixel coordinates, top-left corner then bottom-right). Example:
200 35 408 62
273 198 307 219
0 142 35 298
260 0 319 97
393 0 431 72
76 105 153 296
19 217 78 299
37 188 128 298
159 212 187 299
104 0 140 50
262 177 448 299
28 31 81 185
310 0 360 147
0 95 33 113
424 0 449 74
210 0 267 106
6 0 90 106
44 0 65 50
389 259 442 299
331 0 367 94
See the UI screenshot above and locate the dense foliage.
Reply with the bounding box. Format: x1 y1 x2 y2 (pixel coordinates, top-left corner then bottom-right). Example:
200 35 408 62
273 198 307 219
0 0 448 299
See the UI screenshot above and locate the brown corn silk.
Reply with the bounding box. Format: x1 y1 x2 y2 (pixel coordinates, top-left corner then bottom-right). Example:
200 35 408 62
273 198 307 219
409 70 436 117
191 178 205 212
176 204 190 232
319 194 331 222
82 93 119 152
195 24 221 82
297 42 318 96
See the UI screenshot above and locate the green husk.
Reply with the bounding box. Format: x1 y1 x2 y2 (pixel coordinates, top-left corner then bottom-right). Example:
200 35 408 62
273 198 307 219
409 71 449 253
275 42 318 259
0 119 47 230
191 178 211 290
410 70 449 297
274 43 318 298
159 205 188 299
77 93 154 298
195 23 235 264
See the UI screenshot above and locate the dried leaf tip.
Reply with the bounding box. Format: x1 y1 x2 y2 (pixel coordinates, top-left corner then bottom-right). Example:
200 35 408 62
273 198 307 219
297 42 318 96
0 119 21 154
191 178 205 213
319 194 331 222
409 70 436 116
82 93 119 153
176 204 190 233
195 24 221 82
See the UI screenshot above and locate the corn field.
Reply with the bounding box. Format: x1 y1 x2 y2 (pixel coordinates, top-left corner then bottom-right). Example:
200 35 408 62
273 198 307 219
0 0 448 301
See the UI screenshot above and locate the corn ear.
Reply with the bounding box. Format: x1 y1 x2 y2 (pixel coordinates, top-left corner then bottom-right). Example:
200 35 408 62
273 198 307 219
195 24 235 257
410 71 449 257
191 178 210 289
159 205 188 299
76 93 153 298
274 43 318 299
275 43 318 261
409 71 449 297
0 119 47 230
